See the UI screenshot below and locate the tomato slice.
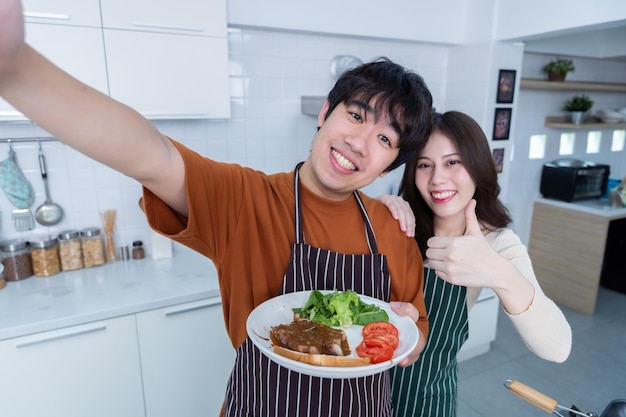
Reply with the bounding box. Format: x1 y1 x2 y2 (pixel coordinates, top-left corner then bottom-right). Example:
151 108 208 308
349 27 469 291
355 337 394 364
362 321 399 338
365 330 399 350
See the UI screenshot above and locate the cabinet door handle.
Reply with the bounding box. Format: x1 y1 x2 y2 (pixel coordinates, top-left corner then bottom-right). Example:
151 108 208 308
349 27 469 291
23 12 71 21
15 324 107 349
164 298 221 317
131 21 204 33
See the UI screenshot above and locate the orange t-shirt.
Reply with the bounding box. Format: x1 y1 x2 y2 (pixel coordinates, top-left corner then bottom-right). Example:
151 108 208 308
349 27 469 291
143 139 427 348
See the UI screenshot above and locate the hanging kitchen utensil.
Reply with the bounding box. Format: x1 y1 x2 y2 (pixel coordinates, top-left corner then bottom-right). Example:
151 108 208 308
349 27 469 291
34 142 64 226
0 141 36 231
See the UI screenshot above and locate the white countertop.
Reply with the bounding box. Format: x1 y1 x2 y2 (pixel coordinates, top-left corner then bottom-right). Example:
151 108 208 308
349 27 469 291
0 248 220 341
536 197 626 219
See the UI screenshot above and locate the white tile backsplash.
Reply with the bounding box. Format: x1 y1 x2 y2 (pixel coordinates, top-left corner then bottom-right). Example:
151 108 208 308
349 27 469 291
2 28 622 258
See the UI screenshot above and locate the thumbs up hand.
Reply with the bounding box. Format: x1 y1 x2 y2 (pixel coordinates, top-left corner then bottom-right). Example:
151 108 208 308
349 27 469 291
425 199 498 287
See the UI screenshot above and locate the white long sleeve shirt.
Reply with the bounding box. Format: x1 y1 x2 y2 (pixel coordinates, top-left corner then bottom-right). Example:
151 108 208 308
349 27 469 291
466 228 572 363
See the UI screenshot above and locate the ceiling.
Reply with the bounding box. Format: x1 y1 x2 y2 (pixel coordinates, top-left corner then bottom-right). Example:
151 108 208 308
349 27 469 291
516 21 626 62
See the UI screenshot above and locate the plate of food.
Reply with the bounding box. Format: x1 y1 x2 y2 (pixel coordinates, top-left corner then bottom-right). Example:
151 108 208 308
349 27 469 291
246 289 419 379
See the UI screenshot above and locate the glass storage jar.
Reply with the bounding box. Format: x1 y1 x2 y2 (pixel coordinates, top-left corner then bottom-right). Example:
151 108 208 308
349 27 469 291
132 240 145 260
30 238 61 277
80 227 105 268
58 230 83 271
0 239 33 281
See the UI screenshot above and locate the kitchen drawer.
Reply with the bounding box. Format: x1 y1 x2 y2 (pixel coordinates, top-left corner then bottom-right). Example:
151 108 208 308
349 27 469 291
0 316 145 417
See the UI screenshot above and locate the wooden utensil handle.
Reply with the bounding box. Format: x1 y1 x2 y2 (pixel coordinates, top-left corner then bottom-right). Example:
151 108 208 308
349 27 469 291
504 380 557 413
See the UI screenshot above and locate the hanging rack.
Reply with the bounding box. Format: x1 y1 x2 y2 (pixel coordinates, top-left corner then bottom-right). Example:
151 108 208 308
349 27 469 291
0 137 58 143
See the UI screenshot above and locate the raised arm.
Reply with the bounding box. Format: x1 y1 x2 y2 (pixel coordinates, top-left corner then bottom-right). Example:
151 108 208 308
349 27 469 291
0 0 188 216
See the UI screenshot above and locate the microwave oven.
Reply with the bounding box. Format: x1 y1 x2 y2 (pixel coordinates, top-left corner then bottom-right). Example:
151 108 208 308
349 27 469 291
540 159 610 202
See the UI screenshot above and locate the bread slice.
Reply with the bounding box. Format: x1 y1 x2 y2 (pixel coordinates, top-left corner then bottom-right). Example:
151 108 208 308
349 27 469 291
272 345 370 367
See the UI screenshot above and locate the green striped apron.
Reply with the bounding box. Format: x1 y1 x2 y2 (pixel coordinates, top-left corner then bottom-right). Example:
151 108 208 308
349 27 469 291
391 266 468 417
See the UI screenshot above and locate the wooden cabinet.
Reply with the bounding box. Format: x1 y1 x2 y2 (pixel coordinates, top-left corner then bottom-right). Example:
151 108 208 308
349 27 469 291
528 199 626 314
0 316 145 417
137 297 235 417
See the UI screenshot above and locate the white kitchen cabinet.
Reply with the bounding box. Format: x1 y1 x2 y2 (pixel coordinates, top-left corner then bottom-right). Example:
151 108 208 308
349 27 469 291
100 0 231 119
1 0 230 120
103 30 230 119
457 288 499 362
0 23 109 121
99 0 227 37
22 0 102 27
0 316 145 417
136 297 235 417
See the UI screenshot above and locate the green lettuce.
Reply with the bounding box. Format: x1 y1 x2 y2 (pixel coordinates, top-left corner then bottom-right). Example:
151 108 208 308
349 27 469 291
292 289 389 327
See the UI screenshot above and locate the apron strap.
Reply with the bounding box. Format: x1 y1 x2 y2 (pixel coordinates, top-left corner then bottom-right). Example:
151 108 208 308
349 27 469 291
293 162 379 254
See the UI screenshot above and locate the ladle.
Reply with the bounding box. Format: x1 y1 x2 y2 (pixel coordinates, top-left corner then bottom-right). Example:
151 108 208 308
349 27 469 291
34 143 64 226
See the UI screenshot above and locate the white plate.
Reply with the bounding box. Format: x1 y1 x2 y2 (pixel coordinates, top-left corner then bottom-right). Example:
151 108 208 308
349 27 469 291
246 290 419 379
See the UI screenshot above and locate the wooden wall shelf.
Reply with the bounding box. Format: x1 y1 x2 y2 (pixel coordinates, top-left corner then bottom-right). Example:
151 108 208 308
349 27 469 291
521 78 626 93
544 116 626 130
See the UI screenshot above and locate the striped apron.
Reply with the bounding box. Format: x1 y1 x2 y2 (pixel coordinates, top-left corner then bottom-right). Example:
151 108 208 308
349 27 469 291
390 266 468 417
223 163 393 417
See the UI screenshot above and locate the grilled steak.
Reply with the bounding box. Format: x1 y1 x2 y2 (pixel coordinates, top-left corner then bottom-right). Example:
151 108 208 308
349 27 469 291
270 317 350 356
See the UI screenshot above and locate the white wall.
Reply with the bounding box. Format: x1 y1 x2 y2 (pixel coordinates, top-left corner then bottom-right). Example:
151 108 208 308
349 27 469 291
0 28 449 249
509 52 626 244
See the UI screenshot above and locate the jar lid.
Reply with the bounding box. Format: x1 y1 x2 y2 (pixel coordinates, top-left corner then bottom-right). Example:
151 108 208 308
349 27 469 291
132 240 143 247
58 230 80 240
0 239 29 252
30 238 58 249
80 227 101 237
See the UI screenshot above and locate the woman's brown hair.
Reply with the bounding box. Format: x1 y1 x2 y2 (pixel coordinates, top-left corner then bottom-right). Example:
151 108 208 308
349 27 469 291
398 111 511 258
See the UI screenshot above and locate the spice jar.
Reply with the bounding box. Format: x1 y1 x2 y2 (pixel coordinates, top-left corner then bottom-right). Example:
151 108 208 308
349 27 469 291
80 227 105 268
58 230 83 271
30 238 61 277
132 240 145 260
0 239 33 281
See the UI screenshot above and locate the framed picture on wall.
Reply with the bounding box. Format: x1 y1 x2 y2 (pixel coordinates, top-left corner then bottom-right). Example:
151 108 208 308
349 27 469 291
496 69 516 104
493 108 512 140
492 148 504 173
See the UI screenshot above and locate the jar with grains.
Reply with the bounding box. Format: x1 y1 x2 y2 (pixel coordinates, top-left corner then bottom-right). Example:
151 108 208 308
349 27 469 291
31 238 61 277
0 239 33 281
58 230 83 271
80 227 105 268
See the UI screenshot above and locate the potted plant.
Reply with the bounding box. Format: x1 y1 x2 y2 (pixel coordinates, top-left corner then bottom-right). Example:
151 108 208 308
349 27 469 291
562 94 593 124
542 57 575 81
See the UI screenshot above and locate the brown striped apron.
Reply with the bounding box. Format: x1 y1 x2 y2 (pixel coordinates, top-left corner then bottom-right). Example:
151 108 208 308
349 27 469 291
222 163 393 417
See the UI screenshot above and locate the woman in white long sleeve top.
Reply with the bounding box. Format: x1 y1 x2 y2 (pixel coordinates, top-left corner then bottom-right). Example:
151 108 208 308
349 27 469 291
382 110 571 417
